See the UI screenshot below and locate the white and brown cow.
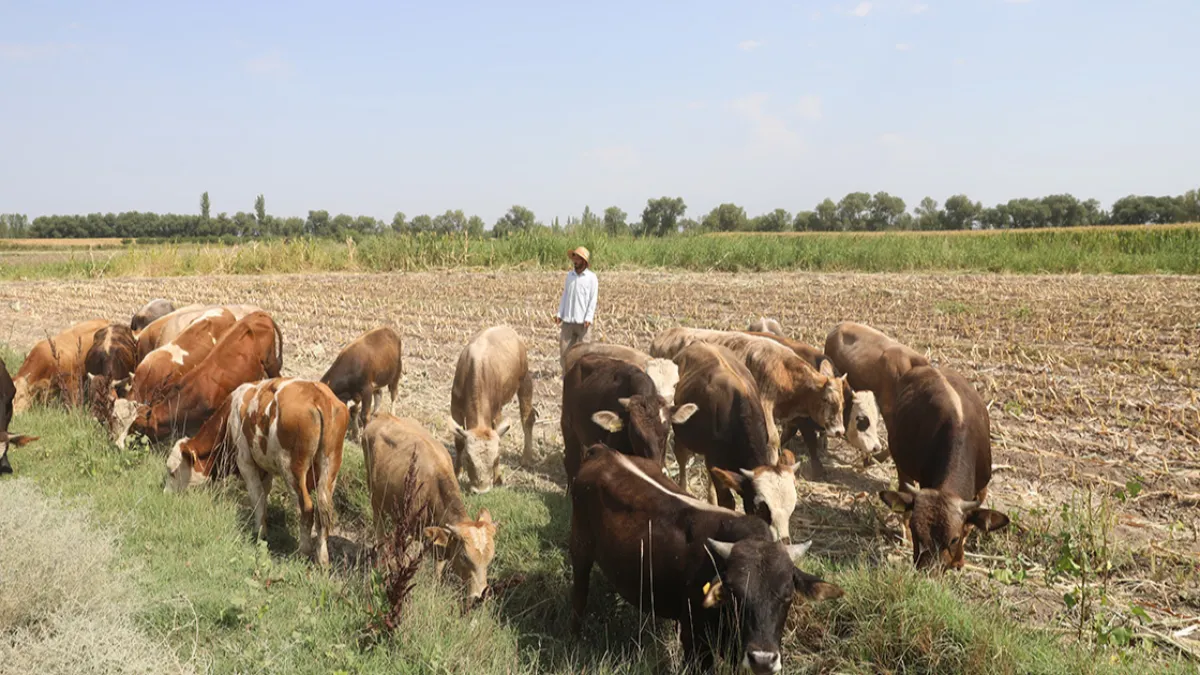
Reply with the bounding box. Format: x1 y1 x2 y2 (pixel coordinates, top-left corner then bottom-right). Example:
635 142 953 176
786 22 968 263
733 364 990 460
165 378 349 566
562 341 679 401
449 325 536 493
134 304 260 363
320 327 403 435
130 299 176 335
362 413 498 601
13 318 110 413
124 308 238 404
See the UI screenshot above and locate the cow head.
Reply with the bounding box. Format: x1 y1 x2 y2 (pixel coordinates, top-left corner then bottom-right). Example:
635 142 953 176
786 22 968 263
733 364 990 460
845 390 882 457
0 432 39 475
11 377 32 415
425 508 498 602
111 398 150 449
164 437 212 493
591 397 697 465
815 374 848 438
879 483 1010 570
710 450 802 543
451 419 511 494
703 537 842 673
643 358 680 401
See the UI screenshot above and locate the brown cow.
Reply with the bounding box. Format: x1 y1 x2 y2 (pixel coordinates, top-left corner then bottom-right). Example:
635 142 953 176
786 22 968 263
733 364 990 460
134 304 260 363
83 324 137 400
878 365 1009 570
569 444 842 673
650 327 846 456
449 325 536 493
165 378 348 566
130 299 176 334
362 413 497 600
1 364 39 474
671 342 803 542
320 327 403 435
562 341 679 401
124 309 239 404
746 316 785 337
561 353 696 486
12 319 110 413
746 330 884 475
112 311 283 446
824 321 929 434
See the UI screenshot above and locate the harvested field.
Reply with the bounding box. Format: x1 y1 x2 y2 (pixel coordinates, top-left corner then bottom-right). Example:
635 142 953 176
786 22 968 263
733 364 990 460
2 270 1198 666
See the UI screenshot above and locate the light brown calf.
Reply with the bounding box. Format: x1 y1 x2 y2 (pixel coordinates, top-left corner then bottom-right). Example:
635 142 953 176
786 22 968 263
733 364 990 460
13 318 110 413
165 378 348 566
363 413 497 601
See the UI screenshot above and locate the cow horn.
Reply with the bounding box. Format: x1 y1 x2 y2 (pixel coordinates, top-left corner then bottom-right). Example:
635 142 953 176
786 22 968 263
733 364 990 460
902 482 920 494
786 539 813 561
706 539 735 560
959 500 980 512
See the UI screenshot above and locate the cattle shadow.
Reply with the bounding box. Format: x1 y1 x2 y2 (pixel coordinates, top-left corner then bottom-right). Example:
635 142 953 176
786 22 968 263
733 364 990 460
246 501 373 571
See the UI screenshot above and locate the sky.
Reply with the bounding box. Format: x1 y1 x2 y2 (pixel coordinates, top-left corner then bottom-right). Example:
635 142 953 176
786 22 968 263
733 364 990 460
2 0 1198 225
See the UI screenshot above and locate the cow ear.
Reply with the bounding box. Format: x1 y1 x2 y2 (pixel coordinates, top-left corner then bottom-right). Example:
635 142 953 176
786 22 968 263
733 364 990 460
7 435 39 448
779 449 798 468
476 508 498 528
709 467 745 492
965 508 1010 533
617 397 632 410
701 578 727 608
495 419 513 438
670 403 697 425
793 568 844 602
879 490 915 514
424 526 451 548
591 411 624 433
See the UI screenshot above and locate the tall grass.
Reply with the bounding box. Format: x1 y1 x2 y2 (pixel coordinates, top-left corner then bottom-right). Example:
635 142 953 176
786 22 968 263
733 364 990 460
2 224 1198 279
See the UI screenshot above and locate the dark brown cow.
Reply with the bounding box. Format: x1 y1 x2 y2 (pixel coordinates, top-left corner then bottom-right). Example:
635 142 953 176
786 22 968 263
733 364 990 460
112 311 283 446
83 324 137 403
562 342 679 400
1 364 39 475
560 353 696 486
878 365 1009 570
569 444 842 674
12 319 110 413
824 321 929 434
320 327 403 434
671 342 802 542
165 378 348 566
130 299 176 334
746 331 883 476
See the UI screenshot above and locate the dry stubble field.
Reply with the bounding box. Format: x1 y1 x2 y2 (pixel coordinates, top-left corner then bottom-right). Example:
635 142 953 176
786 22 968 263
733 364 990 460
2 269 1198 658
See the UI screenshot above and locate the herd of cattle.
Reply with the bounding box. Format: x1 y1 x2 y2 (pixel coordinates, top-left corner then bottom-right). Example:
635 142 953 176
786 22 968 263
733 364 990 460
0 302 1011 674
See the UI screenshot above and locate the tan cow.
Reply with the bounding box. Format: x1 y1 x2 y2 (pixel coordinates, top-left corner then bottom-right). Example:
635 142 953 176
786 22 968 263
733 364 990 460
124 308 238 403
650 327 846 457
363 413 498 601
165 378 348 566
747 317 785 337
824 321 929 434
562 342 679 401
13 319 110 413
449 325 536 493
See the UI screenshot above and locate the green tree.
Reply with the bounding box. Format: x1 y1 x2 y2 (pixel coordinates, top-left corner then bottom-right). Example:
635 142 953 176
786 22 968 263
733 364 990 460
836 192 872 231
752 208 792 232
410 214 434 233
305 210 331 237
639 197 687 237
701 203 748 232
868 192 907 231
254 194 266 227
1006 198 1051 229
391 212 408 234
603 206 629 235
914 197 943 230
943 194 983 230
200 192 211 221
493 205 536 237
466 215 485 237
1040 194 1085 228
0 213 29 238
811 199 839 231
980 205 1010 230
433 210 467 234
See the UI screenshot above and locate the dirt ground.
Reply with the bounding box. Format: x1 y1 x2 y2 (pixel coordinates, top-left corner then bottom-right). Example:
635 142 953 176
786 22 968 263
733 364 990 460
2 270 1198 649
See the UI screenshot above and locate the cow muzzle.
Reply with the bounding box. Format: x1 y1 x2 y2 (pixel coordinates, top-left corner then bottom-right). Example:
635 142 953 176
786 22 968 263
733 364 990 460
743 650 782 674
826 423 845 439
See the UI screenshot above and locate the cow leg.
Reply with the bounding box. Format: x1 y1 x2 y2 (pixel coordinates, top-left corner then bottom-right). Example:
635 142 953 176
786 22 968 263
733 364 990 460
284 465 316 559
236 450 270 540
799 424 827 480
568 513 595 637
358 385 374 430
895 469 916 544
706 457 736 510
761 399 780 464
673 444 694 496
517 371 535 467
453 435 465 479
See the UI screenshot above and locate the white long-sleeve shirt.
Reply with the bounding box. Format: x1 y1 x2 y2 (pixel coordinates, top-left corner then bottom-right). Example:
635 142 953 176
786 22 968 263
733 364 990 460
557 268 598 324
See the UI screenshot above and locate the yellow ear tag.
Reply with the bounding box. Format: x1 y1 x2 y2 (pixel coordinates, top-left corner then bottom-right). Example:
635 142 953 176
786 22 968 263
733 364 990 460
891 503 909 514
703 582 712 595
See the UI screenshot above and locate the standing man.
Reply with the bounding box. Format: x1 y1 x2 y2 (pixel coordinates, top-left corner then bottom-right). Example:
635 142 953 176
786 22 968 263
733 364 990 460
556 246 597 372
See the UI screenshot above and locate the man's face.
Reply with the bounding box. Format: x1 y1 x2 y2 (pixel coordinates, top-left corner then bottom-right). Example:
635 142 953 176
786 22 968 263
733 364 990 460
571 254 586 272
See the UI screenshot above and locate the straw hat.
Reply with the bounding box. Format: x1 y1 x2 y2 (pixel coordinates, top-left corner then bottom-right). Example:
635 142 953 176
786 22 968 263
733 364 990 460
568 246 591 265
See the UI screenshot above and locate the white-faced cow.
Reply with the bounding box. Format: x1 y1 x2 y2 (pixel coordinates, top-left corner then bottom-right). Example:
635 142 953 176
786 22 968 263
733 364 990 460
671 342 803 542
562 341 679 401
561 353 696 486
1 364 39 475
130 299 176 335
165 378 348 566
362 413 498 601
878 365 1009 570
651 327 846 458
12 319 110 413
320 327 403 436
570 444 842 674
449 325 536 493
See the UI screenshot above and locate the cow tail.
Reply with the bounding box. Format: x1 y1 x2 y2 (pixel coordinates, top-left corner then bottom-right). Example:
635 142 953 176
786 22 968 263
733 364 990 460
313 404 337 537
272 321 284 377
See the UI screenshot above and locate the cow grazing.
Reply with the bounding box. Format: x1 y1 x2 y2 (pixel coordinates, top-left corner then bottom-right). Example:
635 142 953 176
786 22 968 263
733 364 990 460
362 413 497 600
562 342 679 401
747 316 785 337
561 353 696 486
12 319 110 413
672 342 802 542
165 378 348 566
650 327 846 456
130 299 176 334
569 444 842 673
125 308 239 404
746 331 883 476
320 327 403 435
449 325 536 493
83 324 137 401
113 311 283 447
824 321 929 434
1 365 39 474
878 365 1009 570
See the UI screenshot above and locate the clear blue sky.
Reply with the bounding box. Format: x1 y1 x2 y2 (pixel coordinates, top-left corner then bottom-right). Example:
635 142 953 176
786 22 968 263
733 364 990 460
2 0 1198 224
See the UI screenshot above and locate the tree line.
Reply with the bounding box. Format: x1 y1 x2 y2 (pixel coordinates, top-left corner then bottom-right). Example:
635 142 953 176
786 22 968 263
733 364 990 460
3 188 1198 240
